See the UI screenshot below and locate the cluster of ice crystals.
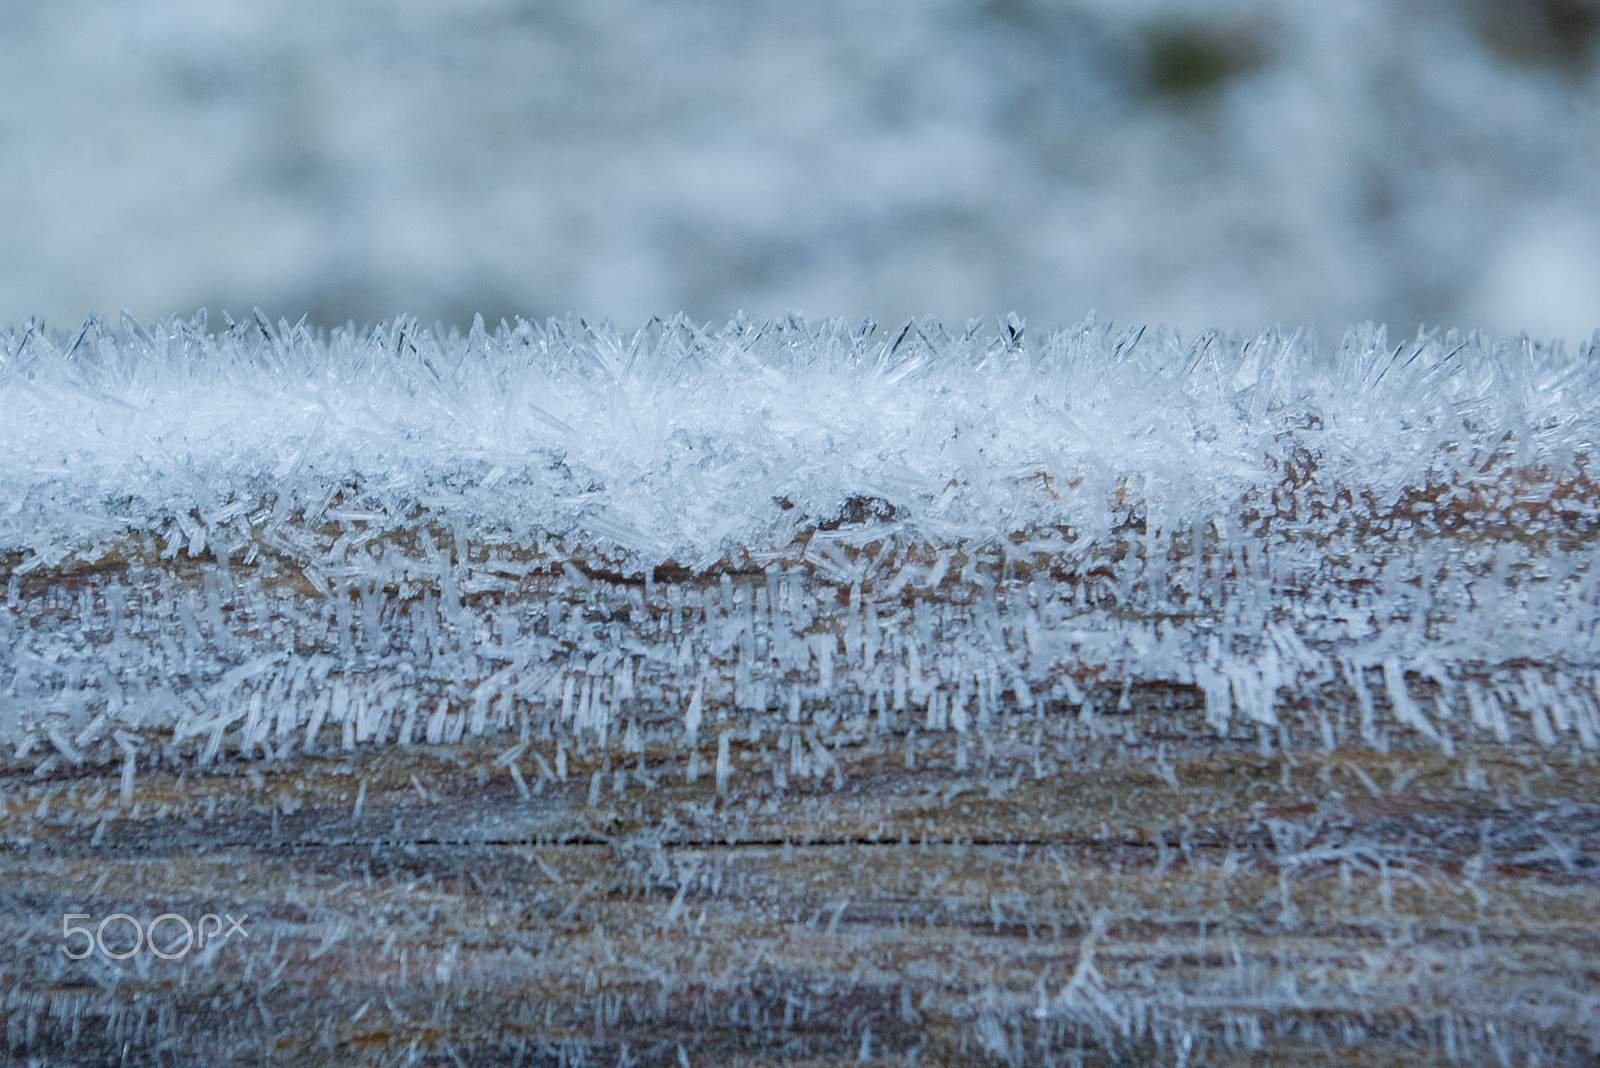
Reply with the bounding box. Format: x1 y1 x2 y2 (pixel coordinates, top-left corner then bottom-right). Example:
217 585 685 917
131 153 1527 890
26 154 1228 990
1 312 1598 765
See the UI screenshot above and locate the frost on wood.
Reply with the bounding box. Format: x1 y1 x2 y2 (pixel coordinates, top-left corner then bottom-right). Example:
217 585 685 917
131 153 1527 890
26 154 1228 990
2 311 1598 759
2 312 1599 1064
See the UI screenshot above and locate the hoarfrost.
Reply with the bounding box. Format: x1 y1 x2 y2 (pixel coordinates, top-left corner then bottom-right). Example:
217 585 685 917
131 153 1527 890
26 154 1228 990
0 312 1597 763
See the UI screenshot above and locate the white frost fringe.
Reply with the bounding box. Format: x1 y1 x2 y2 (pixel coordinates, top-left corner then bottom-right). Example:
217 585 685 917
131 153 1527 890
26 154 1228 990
1 312 1598 765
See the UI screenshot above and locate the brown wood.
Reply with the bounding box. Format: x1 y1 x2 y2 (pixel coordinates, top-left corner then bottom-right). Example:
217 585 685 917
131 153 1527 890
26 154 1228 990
5 695 1597 1066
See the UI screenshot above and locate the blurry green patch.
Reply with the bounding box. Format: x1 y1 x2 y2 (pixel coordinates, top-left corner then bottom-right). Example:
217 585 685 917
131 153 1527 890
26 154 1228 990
1477 0 1600 71
1140 20 1267 98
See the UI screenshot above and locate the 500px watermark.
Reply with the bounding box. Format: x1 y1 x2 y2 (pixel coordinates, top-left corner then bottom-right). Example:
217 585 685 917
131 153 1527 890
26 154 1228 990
61 912 249 960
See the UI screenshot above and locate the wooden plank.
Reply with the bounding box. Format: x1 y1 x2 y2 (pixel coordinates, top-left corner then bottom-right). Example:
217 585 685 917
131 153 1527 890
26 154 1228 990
5 699 1596 1066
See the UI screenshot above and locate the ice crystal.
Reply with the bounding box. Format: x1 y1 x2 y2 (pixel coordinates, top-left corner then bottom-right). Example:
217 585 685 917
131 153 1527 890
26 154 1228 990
0 312 1597 766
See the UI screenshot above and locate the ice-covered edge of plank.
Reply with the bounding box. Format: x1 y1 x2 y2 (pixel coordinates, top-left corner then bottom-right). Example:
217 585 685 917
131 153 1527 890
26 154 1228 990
1 310 1598 766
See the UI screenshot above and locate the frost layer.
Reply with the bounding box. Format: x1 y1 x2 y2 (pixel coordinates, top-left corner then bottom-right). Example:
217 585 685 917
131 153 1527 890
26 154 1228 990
2 312 1599 764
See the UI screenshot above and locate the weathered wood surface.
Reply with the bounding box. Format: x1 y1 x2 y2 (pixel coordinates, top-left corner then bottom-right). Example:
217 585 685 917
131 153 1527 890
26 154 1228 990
4 696 1597 1066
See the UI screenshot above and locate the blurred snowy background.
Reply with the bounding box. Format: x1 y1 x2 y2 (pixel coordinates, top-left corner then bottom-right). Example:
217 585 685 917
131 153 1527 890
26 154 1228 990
1 0 1597 342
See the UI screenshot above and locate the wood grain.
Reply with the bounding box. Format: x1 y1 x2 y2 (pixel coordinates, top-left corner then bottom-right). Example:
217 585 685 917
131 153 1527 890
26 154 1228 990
4 693 1597 1066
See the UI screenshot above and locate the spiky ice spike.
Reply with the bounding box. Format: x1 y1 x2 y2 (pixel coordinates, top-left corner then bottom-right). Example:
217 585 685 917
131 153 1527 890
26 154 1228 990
0 312 1596 762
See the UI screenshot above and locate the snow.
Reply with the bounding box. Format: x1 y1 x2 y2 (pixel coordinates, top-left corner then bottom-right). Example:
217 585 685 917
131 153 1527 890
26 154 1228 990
1 311 1598 767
